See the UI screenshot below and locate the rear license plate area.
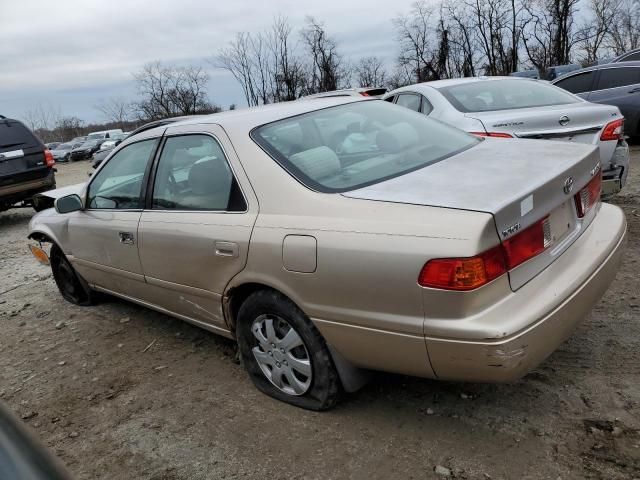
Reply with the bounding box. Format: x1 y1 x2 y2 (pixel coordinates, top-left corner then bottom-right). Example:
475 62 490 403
547 200 575 246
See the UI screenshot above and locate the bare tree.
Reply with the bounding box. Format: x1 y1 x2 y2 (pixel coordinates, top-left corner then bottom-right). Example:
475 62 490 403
354 56 388 87
134 61 217 120
393 1 441 82
607 0 640 54
301 17 348 94
216 32 261 106
95 97 132 130
522 0 580 75
54 117 84 142
269 16 306 101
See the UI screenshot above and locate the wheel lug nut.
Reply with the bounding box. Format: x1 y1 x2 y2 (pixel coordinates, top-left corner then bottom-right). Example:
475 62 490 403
271 343 276 348
280 348 285 353
268 351 273 356
276 362 281 367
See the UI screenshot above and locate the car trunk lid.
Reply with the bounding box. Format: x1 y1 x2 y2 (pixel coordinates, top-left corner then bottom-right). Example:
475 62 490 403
466 102 622 167
343 138 601 290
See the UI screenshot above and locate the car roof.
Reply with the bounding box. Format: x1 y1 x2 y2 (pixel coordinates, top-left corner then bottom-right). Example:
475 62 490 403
398 76 535 90
167 96 367 132
552 61 640 80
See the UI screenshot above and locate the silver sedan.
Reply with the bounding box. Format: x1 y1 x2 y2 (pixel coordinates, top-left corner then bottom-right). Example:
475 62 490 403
384 77 630 197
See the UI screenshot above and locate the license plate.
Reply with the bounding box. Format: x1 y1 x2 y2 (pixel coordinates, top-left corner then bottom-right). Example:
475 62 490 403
547 200 574 245
0 160 19 175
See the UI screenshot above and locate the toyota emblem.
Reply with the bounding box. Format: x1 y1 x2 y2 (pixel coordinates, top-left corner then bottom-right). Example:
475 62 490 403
559 115 570 126
563 176 574 194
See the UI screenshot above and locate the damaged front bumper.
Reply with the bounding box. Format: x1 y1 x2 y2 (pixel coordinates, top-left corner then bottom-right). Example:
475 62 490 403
602 142 629 197
425 203 626 382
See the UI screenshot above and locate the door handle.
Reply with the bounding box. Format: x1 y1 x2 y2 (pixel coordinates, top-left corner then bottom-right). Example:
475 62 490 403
118 232 135 245
215 241 238 257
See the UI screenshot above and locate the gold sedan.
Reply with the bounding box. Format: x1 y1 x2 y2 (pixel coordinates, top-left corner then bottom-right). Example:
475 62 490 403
28 98 626 410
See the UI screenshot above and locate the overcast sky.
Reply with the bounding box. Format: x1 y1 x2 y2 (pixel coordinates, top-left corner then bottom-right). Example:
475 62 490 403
0 0 419 124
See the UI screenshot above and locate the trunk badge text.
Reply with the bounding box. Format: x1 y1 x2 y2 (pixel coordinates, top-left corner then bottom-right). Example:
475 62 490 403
502 222 521 238
559 115 570 126
563 176 574 194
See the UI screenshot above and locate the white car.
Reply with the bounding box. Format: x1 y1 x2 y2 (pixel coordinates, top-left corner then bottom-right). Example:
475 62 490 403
384 77 629 196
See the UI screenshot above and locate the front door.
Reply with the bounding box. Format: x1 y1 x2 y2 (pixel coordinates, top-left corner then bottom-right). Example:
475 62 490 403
67 137 160 297
137 125 258 332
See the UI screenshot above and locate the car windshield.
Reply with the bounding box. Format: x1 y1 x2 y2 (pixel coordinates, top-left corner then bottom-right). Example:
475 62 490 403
57 143 73 150
252 100 478 193
438 80 580 113
80 140 98 148
87 133 103 140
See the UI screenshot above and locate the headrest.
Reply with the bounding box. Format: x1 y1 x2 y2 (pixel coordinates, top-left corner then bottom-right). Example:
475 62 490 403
188 159 231 195
289 146 341 180
376 122 419 153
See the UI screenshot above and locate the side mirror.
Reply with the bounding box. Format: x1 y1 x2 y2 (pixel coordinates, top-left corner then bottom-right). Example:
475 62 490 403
54 194 83 214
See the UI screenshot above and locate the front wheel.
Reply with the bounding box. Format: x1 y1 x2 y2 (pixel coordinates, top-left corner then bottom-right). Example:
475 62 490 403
236 290 341 410
50 245 94 306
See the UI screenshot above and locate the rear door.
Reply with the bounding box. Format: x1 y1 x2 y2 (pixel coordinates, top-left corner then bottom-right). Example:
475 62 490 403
66 133 161 297
553 70 597 99
137 124 258 332
587 66 640 134
0 120 47 190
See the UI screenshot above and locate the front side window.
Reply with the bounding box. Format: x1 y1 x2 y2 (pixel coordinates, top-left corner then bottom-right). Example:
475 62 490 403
439 79 581 112
87 138 157 209
151 134 245 211
252 100 478 193
554 72 595 94
396 94 422 112
595 67 640 90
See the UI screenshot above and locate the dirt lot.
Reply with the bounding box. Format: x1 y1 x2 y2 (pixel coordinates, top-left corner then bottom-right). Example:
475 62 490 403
1 151 640 480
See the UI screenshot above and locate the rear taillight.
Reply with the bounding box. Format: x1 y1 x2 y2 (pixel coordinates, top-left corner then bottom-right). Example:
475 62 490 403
502 217 551 270
574 173 602 218
44 149 55 168
359 91 370 96
419 217 552 290
469 131 513 138
600 118 624 141
418 246 507 291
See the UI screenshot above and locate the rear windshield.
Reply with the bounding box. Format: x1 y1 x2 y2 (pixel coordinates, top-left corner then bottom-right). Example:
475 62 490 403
252 101 478 193
0 121 38 150
438 80 580 113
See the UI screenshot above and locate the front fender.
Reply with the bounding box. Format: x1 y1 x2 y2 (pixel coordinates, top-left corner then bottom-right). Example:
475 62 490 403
27 209 70 253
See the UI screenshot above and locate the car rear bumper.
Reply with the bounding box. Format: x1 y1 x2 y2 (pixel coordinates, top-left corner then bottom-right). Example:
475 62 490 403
0 170 56 200
425 203 626 382
602 142 629 196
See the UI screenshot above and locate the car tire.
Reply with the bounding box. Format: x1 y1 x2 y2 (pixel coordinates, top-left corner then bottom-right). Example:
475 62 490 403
236 290 341 411
50 245 95 306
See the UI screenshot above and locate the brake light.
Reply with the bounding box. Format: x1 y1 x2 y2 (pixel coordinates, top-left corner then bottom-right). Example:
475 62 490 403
419 217 552 290
600 118 624 141
44 149 55 168
574 173 602 218
502 217 551 270
469 131 513 138
359 91 370 97
418 246 507 291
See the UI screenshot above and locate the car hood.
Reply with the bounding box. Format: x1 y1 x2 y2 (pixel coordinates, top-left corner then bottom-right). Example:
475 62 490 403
35 183 85 201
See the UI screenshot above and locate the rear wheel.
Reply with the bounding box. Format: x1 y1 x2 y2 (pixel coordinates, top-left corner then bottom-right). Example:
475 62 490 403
236 290 341 410
50 245 94 306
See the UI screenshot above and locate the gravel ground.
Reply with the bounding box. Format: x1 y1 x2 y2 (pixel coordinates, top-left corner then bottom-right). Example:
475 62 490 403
1 151 639 480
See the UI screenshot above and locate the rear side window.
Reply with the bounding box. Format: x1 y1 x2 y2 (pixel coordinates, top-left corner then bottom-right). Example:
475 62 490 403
252 101 478 193
554 72 595 94
396 94 421 112
152 134 245 211
0 121 39 151
621 52 640 62
595 67 640 90
439 79 580 112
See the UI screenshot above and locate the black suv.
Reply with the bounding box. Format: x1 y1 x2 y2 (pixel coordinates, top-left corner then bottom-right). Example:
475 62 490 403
0 115 56 212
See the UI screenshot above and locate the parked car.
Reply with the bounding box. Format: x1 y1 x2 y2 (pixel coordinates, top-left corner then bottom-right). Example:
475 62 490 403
98 133 127 151
300 87 388 99
45 142 61 150
552 61 640 141
510 69 539 79
384 77 629 197
612 48 640 63
68 140 101 161
546 64 582 80
90 147 113 168
0 115 56 212
50 142 80 163
85 129 123 141
28 98 625 410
